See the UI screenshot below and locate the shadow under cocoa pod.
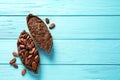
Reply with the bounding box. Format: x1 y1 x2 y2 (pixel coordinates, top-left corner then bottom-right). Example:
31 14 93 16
27 66 42 80
37 43 55 61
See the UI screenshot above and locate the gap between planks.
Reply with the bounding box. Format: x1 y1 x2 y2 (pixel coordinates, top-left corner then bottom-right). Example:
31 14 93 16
0 15 120 17
1 38 120 40
1 63 120 66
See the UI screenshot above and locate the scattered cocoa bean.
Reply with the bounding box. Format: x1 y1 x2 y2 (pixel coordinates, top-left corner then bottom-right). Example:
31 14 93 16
12 52 19 57
49 23 55 29
22 69 26 76
9 58 16 64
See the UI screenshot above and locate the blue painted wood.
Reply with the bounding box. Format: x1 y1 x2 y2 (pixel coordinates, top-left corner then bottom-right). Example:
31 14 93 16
0 0 120 15
0 40 120 64
0 65 120 80
0 0 120 80
0 16 120 39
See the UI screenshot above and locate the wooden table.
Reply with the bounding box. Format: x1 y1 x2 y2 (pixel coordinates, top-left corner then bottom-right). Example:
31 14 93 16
0 0 120 80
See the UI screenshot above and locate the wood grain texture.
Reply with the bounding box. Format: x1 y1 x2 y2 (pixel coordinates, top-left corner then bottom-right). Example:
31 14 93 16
1 40 120 64
0 0 120 80
0 65 120 80
0 16 120 39
0 0 120 15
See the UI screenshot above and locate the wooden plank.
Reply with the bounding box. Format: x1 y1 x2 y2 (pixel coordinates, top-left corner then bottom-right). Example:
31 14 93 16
0 16 120 39
1 40 120 64
0 65 120 80
0 0 120 15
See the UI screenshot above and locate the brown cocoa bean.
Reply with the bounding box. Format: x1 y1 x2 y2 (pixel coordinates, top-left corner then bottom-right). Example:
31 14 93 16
35 55 39 63
22 69 26 76
45 18 49 24
32 61 37 71
49 23 55 29
29 48 35 54
19 45 25 49
12 63 18 68
9 58 16 64
28 55 32 59
12 52 19 57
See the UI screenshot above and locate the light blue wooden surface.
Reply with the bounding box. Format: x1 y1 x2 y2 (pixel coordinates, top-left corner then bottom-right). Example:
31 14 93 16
0 16 120 39
0 0 120 15
0 0 120 80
